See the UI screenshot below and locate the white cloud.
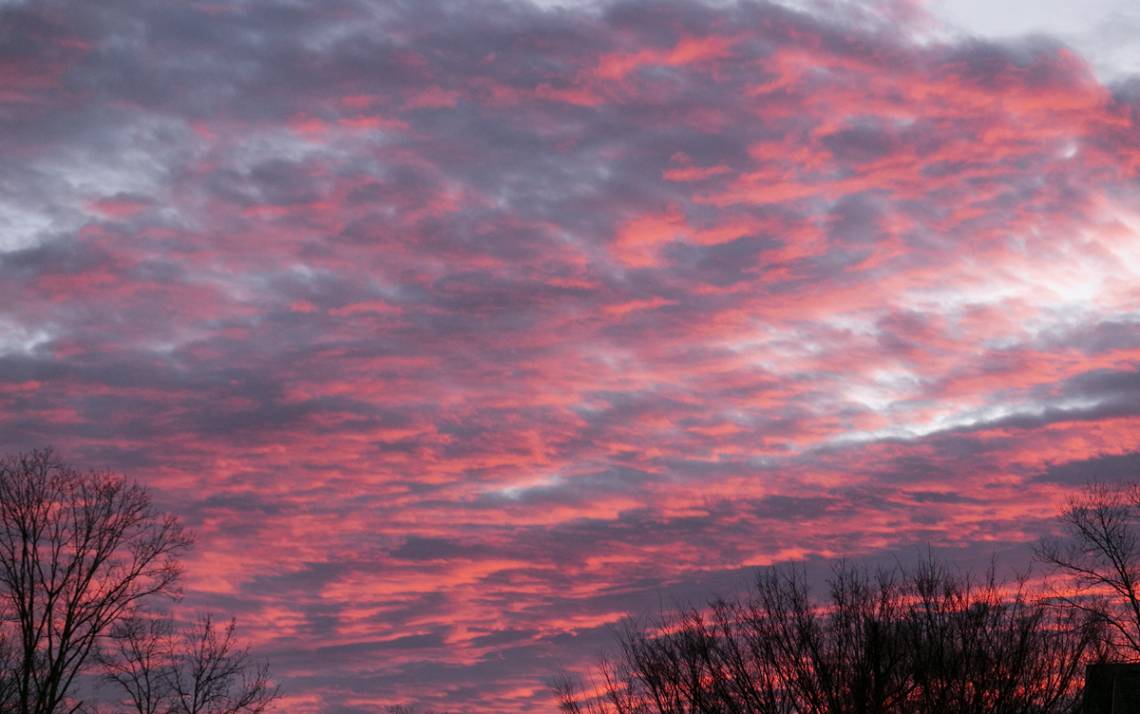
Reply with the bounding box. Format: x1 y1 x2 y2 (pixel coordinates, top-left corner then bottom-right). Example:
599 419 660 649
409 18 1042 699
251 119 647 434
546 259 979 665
0 318 52 356
929 0 1140 83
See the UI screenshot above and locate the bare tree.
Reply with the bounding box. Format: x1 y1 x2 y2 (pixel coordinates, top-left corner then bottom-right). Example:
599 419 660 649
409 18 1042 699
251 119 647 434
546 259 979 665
1038 481 1140 660
100 613 278 714
899 557 1102 714
98 614 173 714
0 448 194 714
556 554 1101 714
1 620 17 712
749 563 914 714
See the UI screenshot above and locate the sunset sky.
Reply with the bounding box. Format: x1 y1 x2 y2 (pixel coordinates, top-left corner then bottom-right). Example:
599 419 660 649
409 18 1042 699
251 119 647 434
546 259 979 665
2 0 1140 711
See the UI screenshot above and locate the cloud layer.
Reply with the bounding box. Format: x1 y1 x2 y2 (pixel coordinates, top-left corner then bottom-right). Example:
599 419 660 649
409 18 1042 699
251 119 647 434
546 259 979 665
2 0 1139 710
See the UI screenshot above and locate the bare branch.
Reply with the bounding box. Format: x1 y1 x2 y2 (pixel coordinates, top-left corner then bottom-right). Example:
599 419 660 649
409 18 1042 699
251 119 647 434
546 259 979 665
0 448 193 714
556 553 1098 714
101 612 279 714
1036 479 1140 660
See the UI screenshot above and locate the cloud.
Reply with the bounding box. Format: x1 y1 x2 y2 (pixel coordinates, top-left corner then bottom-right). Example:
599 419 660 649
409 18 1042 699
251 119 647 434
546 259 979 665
2 0 1139 711
1036 451 1140 485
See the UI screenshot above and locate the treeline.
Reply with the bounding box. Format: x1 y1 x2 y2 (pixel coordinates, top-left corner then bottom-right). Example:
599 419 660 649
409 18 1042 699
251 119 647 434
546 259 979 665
556 482 1140 714
7 447 1138 714
555 558 1100 713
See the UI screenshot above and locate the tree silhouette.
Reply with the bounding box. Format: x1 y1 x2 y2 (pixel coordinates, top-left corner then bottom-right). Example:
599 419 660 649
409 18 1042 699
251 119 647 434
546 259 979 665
556 554 1102 714
1 623 17 711
99 612 278 714
0 449 194 714
1038 481 1140 660
99 614 171 714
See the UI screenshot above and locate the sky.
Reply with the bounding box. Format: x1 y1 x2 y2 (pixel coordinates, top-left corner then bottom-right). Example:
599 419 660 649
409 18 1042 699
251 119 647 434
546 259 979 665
1 0 1139 711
